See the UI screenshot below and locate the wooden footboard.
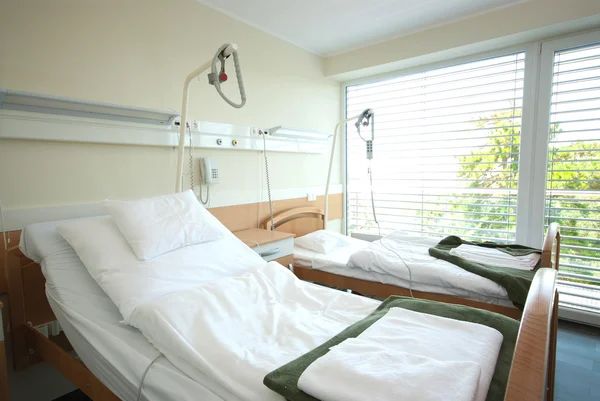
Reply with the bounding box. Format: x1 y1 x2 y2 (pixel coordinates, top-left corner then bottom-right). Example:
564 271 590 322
293 265 524 320
505 268 558 401
5 247 120 400
541 222 560 270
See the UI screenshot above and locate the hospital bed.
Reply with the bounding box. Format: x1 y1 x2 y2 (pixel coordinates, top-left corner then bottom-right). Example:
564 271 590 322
5 214 558 401
268 207 560 320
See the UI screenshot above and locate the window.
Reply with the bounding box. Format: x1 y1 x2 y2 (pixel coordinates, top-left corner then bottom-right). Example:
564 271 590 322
346 52 525 242
344 31 600 322
544 42 600 312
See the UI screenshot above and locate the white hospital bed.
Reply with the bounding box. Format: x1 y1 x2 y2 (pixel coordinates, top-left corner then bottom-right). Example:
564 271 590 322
268 207 560 320
19 220 229 401
5 210 559 401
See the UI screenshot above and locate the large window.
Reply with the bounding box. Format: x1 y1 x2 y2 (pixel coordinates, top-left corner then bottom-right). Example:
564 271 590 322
346 53 525 242
544 42 600 312
345 32 600 319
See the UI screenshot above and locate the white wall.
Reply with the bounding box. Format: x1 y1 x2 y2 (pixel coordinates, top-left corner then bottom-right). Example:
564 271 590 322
0 0 341 209
325 0 600 80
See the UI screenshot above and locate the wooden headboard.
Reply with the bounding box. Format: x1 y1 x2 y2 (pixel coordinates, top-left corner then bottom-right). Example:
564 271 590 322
266 207 325 237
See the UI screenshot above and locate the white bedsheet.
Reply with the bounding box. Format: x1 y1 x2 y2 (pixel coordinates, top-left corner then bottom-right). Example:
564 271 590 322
300 307 503 401
351 307 502 401
20 220 230 401
294 237 513 307
130 263 379 401
298 338 482 401
54 216 380 401
58 216 266 322
347 232 508 301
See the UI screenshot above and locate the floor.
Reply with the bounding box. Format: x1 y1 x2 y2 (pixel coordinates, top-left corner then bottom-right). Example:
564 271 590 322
7 320 600 401
555 320 600 401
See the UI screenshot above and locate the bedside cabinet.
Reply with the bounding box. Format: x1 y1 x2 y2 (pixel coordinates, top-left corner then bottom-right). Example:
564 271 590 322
0 301 8 401
234 228 295 267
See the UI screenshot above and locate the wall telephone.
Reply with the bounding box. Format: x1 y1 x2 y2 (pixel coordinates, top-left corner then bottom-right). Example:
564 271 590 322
200 158 220 185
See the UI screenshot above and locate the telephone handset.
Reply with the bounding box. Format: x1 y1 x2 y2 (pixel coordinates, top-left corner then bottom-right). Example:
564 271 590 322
200 158 220 185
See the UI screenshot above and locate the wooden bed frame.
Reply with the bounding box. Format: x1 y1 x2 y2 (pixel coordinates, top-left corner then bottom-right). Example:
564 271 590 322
268 207 561 400
2 211 559 401
268 207 560 321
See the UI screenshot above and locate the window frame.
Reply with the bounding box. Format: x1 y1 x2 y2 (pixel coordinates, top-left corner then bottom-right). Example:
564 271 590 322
342 42 539 245
341 28 600 325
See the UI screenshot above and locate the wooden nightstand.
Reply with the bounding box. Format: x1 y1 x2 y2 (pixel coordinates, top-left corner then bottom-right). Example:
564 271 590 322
0 301 8 401
234 228 295 267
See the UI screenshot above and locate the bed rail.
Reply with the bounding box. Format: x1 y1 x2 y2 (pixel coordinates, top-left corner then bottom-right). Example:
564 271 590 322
505 268 558 401
541 222 560 270
4 247 120 400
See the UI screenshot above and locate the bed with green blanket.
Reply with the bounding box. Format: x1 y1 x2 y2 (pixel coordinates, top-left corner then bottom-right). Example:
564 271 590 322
264 296 520 401
429 236 541 310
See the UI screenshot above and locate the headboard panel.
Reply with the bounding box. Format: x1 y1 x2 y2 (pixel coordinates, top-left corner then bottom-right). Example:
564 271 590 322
266 207 325 237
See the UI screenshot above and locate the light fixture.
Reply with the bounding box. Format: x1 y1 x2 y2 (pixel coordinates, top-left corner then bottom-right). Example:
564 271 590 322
0 89 179 126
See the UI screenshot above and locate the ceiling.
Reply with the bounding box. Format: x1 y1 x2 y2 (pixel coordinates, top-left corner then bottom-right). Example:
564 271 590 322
197 0 525 56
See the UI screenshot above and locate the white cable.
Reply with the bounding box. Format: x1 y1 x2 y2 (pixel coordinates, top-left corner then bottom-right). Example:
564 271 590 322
368 163 414 298
249 239 262 256
0 200 7 251
262 133 274 230
136 354 163 401
257 142 264 229
378 236 414 299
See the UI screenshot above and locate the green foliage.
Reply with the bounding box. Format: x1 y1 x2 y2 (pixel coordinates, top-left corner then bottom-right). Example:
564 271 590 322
455 110 600 284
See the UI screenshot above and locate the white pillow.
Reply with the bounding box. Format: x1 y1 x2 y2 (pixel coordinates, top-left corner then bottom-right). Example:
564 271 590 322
294 230 355 254
103 190 223 260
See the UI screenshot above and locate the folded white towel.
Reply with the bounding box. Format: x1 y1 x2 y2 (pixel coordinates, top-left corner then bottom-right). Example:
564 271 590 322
299 307 503 401
449 244 540 271
298 338 481 401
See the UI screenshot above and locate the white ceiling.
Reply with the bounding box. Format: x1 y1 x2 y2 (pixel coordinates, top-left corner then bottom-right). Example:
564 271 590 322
197 0 525 56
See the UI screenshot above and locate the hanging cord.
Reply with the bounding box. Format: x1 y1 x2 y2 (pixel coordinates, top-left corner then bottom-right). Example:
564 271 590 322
368 162 414 298
257 147 264 229
188 124 195 195
188 124 210 206
262 132 274 230
136 354 163 401
199 185 210 206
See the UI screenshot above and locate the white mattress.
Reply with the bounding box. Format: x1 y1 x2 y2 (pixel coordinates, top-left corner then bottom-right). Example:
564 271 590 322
20 220 229 401
293 241 514 308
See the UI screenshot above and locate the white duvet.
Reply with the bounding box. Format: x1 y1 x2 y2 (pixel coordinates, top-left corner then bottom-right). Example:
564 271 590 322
132 263 379 401
348 231 509 300
59 216 379 401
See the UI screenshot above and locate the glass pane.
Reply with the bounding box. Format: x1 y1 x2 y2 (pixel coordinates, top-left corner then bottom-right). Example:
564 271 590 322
346 53 524 242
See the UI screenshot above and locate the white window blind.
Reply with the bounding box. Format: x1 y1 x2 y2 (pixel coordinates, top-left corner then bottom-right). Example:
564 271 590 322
545 42 600 312
346 52 525 242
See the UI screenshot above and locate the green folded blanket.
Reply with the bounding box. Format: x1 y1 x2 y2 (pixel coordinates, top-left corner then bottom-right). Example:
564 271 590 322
264 296 519 401
429 236 541 309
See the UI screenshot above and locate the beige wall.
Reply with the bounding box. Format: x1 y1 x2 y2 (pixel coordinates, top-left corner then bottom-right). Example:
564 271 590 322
0 0 341 209
325 0 600 79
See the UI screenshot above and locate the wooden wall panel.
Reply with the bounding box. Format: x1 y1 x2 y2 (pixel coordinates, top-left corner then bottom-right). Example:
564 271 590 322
210 193 342 233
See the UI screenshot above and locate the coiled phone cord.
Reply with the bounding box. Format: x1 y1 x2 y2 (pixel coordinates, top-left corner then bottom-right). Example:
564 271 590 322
262 132 274 230
188 124 209 205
